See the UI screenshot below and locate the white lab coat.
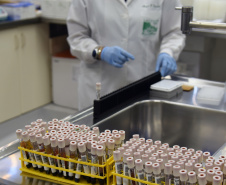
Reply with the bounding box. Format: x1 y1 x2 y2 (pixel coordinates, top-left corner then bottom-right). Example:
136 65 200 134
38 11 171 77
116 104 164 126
67 0 185 110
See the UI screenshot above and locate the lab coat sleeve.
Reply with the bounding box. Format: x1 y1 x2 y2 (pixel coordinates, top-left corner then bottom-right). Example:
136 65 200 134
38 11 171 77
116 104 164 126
159 0 186 60
67 0 98 63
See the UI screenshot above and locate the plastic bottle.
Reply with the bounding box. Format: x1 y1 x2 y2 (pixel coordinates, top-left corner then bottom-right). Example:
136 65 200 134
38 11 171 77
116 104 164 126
123 152 131 185
180 169 188 185
173 165 181 185
49 137 59 176
198 173 207 185
97 145 106 185
127 157 137 185
91 144 98 185
114 150 123 185
68 141 77 180
42 136 53 175
164 163 173 185
145 161 153 183
58 138 68 179
153 163 161 185
135 159 145 185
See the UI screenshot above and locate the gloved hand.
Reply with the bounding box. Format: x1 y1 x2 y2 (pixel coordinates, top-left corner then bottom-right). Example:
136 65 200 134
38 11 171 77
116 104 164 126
155 53 177 77
101 46 135 68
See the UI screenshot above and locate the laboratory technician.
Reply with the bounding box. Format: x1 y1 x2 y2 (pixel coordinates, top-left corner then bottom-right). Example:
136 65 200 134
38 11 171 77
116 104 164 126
67 0 186 110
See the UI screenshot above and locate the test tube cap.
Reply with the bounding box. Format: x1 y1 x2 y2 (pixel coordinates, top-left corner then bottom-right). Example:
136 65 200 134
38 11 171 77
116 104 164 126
153 163 161 175
16 129 23 139
191 156 199 163
194 163 203 173
70 141 77 151
144 150 152 157
215 170 223 179
133 134 139 140
135 159 143 171
180 169 188 182
176 161 185 169
87 139 92 150
25 125 31 130
92 127 99 135
156 158 164 170
185 162 193 172
122 143 129 150
113 150 121 161
160 153 168 163
138 138 145 144
134 152 141 160
203 152 210 162
198 173 207 185
173 145 180 150
162 143 169 148
119 130 125 140
198 168 206 174
108 139 115 150
58 138 65 148
146 139 153 145
96 145 104 156
207 169 215 182
118 147 125 155
35 134 43 144
91 134 98 141
114 134 121 145
50 137 57 147
145 161 153 173
154 140 161 147
188 171 197 183
171 155 179 162
43 136 50 146
91 144 97 155
173 165 181 176
149 156 156 163
112 130 119 134
127 157 134 169
164 163 172 175
22 131 30 142
123 152 131 163
213 176 221 185
142 154 149 164
205 163 213 170
214 161 223 170
29 132 36 142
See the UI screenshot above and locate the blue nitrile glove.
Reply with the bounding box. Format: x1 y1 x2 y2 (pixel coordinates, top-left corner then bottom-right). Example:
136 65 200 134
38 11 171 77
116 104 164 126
101 46 135 68
155 53 177 77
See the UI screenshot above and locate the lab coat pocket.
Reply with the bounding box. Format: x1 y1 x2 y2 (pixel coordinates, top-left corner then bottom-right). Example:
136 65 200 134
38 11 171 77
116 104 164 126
139 0 162 39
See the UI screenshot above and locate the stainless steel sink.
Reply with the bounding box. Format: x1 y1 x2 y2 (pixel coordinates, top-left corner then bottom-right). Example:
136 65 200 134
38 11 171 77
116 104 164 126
94 100 226 155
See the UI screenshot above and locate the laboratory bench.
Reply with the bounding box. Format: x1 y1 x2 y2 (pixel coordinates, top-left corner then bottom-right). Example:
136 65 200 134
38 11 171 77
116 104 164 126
0 74 225 185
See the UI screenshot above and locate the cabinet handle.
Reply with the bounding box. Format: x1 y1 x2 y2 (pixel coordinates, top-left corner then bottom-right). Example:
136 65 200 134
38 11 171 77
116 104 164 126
14 35 19 50
21 33 25 48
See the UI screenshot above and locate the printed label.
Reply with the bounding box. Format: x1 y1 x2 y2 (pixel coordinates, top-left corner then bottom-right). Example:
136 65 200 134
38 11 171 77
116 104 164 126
61 160 67 176
174 178 180 185
137 172 145 185
75 159 82 179
87 149 91 161
48 156 57 173
155 177 161 185
28 152 37 168
81 155 90 174
34 153 42 168
146 174 153 182
57 158 62 173
22 150 28 165
91 155 97 175
115 162 123 185
123 164 129 185
41 154 49 171
69 161 75 177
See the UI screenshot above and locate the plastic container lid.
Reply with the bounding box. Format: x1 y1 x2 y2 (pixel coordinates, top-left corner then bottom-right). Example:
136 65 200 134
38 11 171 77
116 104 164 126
185 162 193 172
135 159 143 171
91 144 97 155
96 145 104 156
70 141 77 151
188 171 197 183
43 136 50 146
164 163 172 175
16 129 23 139
198 173 207 185
145 161 153 173
58 138 65 148
36 134 43 144
180 169 188 181
127 157 134 168
123 152 131 163
207 169 215 182
153 163 161 175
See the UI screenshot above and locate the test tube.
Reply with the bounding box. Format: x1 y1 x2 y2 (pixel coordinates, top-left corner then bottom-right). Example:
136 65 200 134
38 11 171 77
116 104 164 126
28 132 40 171
42 136 52 175
97 145 106 185
198 173 207 185
188 171 197 185
135 159 145 185
49 137 59 176
91 144 98 185
145 161 153 183
180 169 188 185
156 158 164 181
153 163 161 185
17 130 32 169
114 150 123 185
173 165 181 185
123 152 131 185
68 141 77 180
164 163 173 185
58 138 68 179
127 157 136 185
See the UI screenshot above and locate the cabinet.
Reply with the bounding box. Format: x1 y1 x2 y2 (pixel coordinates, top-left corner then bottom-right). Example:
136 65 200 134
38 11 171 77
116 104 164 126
0 23 51 122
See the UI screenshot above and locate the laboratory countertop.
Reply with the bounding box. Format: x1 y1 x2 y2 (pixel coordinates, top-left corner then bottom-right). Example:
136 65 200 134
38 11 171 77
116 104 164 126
0 75 225 185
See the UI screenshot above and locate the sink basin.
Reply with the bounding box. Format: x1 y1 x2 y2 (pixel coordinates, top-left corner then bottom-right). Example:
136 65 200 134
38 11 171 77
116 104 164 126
94 100 226 155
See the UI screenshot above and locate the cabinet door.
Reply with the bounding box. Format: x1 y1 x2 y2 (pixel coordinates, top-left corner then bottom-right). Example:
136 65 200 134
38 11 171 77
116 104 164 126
0 28 21 122
19 23 51 113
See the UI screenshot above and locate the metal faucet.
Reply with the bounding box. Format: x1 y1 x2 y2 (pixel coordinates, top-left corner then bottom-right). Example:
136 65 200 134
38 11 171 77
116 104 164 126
176 6 226 34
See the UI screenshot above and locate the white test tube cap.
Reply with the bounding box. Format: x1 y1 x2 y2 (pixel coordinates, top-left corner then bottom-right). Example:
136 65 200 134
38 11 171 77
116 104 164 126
142 154 149 164
78 142 86 153
215 171 223 180
154 140 161 148
144 150 152 157
122 143 129 150
43 136 50 146
159 146 167 153
176 161 185 169
146 139 153 145
185 152 192 156
118 147 125 155
207 169 215 182
149 156 156 163
133 134 139 140
113 150 121 161
130 138 137 144
25 125 31 130
29 132 36 142
91 134 98 141
22 131 30 142
198 173 207 185
145 161 153 173
127 157 134 169
214 161 223 170
173 145 180 150
135 159 143 171
91 144 97 155
185 162 193 172
171 155 179 162
58 138 65 148
92 127 99 135
203 152 211 162
123 152 131 163
137 148 144 155
96 82 101 90
173 165 181 176
108 139 115 150
213 166 221 172
157 150 164 156
96 145 104 157
114 134 121 145
35 133 43 144
198 168 206 174
153 163 161 175
191 156 199 163
70 141 77 151
87 139 92 150
138 138 145 145
213 176 222 185
134 152 141 160
112 130 119 134
164 163 172 175
180 169 188 182
194 163 203 173
50 137 57 147
160 153 168 163
188 148 195 155
156 158 164 170
188 171 197 183
205 163 213 170
119 130 125 140
16 129 23 139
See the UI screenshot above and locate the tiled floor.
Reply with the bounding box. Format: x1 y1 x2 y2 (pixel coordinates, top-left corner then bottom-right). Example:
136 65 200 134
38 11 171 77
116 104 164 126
0 103 77 147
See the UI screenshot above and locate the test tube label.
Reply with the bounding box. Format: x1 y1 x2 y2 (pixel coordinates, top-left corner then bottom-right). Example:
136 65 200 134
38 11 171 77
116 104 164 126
91 155 98 175
155 177 161 185
28 152 37 168
137 173 145 185
69 161 75 177
22 150 29 165
75 159 82 179
81 155 90 174
48 156 57 173
174 178 180 185
41 154 50 171
61 159 67 176
34 153 42 168
57 158 62 173
146 174 153 182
